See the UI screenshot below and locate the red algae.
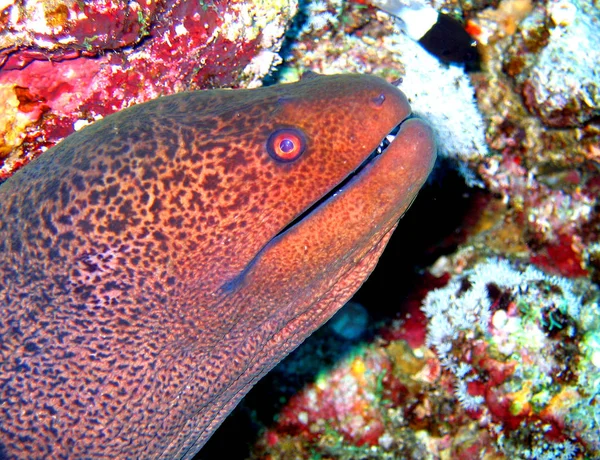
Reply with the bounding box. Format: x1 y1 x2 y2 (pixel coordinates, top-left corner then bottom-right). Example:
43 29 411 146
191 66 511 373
530 234 589 278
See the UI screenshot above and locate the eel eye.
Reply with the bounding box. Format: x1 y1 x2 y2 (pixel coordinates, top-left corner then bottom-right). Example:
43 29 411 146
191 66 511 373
266 128 307 162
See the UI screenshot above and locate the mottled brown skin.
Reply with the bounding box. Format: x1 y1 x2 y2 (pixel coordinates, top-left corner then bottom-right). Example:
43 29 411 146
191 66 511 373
0 73 436 458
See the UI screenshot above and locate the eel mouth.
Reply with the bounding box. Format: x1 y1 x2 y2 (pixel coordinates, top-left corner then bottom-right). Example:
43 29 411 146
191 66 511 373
274 117 408 239
221 113 432 294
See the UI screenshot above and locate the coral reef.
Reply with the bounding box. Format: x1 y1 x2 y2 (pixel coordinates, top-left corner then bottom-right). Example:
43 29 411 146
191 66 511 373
423 258 599 457
392 33 488 162
0 0 296 179
504 0 600 128
221 258 598 459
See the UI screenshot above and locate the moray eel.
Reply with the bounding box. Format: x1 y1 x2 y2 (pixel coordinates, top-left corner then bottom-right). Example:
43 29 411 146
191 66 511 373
0 73 436 458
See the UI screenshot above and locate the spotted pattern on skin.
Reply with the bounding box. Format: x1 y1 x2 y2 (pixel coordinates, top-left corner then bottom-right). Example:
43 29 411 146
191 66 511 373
0 74 436 458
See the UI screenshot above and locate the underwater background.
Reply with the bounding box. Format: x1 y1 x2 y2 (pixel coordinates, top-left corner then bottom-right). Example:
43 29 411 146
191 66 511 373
1 0 599 458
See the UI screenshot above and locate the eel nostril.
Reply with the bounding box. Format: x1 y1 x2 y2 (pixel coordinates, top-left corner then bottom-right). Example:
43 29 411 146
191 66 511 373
372 93 386 107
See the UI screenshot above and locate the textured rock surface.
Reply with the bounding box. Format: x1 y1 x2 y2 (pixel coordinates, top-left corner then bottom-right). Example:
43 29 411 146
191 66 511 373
505 0 600 127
